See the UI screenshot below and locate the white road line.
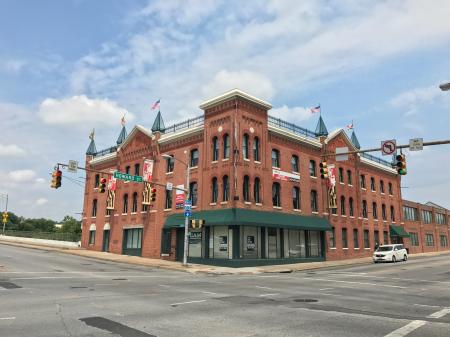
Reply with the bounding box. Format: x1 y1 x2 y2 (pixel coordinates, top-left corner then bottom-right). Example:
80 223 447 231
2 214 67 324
95 283 116 286
259 293 279 297
413 303 440 308
427 308 450 319
308 278 407 289
321 293 343 297
170 300 206 306
159 284 171 288
319 288 334 291
255 286 273 290
201 291 217 295
11 275 175 280
0 317 15 320
384 320 426 337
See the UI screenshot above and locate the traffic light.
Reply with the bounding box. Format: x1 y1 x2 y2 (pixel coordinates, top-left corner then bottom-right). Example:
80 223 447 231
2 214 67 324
396 154 407 175
2 212 8 224
99 178 107 193
150 185 157 203
51 170 57 188
191 219 205 229
55 170 62 188
320 161 328 179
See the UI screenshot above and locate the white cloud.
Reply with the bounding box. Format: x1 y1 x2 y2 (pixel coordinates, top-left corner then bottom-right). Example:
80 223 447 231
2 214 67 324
270 105 313 124
38 95 133 127
0 144 26 157
35 198 48 206
1 59 27 74
35 178 46 184
390 84 444 109
8 169 36 183
202 70 275 101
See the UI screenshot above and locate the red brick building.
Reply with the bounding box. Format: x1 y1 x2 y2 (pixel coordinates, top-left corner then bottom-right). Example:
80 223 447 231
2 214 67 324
81 89 448 266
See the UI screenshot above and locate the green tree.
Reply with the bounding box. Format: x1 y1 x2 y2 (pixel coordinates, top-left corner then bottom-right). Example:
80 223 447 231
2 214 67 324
60 215 81 234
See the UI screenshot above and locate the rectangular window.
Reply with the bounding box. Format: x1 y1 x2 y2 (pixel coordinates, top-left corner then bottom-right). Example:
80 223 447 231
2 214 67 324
380 180 385 193
436 213 446 225
403 206 418 221
364 229 370 248
308 231 321 257
362 200 368 218
188 229 202 258
309 160 316 177
289 229 306 258
94 174 100 188
165 189 172 209
342 228 348 248
440 235 448 247
310 190 318 212
338 168 344 183
271 149 280 168
161 230 172 254
124 228 142 249
89 230 95 245
370 177 376 191
425 234 434 246
134 163 140 176
190 149 199 167
410 232 419 246
347 170 352 185
388 182 393 195
383 231 389 245
329 227 335 248
422 210 432 223
166 155 174 172
242 226 259 259
125 166 130 174
353 229 359 248
92 199 97 217
212 226 228 259
374 230 380 246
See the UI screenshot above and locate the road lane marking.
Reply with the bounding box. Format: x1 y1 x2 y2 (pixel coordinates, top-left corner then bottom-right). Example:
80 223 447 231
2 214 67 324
95 283 116 286
11 275 176 280
308 278 407 289
321 293 343 297
201 291 217 295
384 320 426 337
427 308 450 318
159 284 171 288
259 293 279 297
413 304 440 308
319 288 334 291
255 286 273 290
170 300 206 307
0 317 15 320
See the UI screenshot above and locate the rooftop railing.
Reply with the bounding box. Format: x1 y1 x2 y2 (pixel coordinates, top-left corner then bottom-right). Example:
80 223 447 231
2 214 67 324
93 146 117 157
361 152 394 168
268 115 318 139
163 115 204 134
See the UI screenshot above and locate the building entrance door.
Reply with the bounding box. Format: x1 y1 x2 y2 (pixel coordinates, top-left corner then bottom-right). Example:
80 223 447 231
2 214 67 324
268 228 278 259
122 228 143 256
176 229 185 262
102 230 110 252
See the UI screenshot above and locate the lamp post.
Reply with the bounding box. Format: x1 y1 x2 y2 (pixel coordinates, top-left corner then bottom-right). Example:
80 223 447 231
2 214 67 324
439 82 450 91
161 153 190 266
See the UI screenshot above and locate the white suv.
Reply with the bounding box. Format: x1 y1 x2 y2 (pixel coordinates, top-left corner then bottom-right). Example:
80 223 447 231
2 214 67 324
373 244 408 263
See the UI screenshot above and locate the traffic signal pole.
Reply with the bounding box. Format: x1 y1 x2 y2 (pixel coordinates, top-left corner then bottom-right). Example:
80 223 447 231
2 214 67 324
320 139 450 159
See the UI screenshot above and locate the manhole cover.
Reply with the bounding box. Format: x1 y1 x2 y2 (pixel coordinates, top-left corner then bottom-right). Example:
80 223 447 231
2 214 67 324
294 299 318 303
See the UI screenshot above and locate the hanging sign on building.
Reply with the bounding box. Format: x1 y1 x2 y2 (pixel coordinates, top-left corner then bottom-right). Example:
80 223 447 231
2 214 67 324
143 159 154 182
175 185 185 209
107 171 117 191
328 164 337 209
272 169 300 182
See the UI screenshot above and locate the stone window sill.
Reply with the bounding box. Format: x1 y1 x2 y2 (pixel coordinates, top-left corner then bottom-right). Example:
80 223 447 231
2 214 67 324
164 209 172 212
220 201 228 205
273 206 282 210
255 203 262 206
210 202 217 206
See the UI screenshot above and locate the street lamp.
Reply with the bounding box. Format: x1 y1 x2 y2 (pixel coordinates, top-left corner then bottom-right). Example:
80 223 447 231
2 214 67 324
439 82 450 91
161 153 190 266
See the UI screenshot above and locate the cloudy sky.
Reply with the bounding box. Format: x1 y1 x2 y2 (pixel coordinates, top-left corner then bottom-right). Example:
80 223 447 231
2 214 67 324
1 0 450 221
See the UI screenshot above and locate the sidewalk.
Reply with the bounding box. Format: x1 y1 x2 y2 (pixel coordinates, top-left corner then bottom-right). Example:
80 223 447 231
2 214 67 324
1 237 450 275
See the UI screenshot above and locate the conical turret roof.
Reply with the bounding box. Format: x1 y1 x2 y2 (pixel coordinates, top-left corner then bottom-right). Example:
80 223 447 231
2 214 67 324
116 125 127 145
315 116 328 137
151 110 166 133
351 130 361 149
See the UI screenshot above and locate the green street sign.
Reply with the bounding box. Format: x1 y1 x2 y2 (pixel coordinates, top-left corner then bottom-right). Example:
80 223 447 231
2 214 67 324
113 171 143 183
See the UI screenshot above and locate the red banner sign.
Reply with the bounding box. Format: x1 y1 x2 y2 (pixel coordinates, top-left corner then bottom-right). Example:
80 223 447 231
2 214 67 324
143 159 154 182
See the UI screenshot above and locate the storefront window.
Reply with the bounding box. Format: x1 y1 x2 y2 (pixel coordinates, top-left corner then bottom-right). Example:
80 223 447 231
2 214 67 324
188 229 202 258
212 226 228 259
288 229 306 257
242 226 259 259
308 231 321 257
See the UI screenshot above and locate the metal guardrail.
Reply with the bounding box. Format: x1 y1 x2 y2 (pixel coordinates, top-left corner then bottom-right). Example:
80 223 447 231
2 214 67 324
3 230 81 242
163 115 204 134
268 116 317 139
93 146 117 157
361 152 394 168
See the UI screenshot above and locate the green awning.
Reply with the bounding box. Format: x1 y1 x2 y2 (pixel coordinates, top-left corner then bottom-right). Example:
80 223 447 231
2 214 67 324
164 208 332 231
390 224 410 238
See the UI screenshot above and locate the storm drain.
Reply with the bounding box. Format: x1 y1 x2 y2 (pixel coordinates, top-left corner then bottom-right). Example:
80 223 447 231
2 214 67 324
0 281 22 289
293 299 318 303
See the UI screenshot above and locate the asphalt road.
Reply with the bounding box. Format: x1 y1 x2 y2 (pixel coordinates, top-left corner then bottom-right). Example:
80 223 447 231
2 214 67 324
1 244 450 337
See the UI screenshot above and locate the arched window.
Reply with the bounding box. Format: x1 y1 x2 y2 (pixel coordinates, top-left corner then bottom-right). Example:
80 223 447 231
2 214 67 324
189 182 198 206
132 192 138 213
212 137 219 161
242 134 249 159
166 155 174 172
340 196 346 215
190 149 199 167
349 197 354 216
223 134 230 159
92 199 97 217
311 190 318 212
212 177 218 203
339 167 344 183
165 189 172 209
272 149 280 168
370 177 376 191
388 182 393 195
347 170 352 185
272 182 281 207
291 155 299 172
382 204 387 220
372 202 378 219
243 175 250 202
293 186 300 210
254 177 261 203
362 200 367 218
253 137 260 161
380 180 385 193
222 175 229 201
123 194 128 214
390 205 395 221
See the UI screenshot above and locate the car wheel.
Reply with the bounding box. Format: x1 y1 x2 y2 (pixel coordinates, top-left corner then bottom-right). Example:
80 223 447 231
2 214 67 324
392 256 396 263
374 261 378 264
403 255 407 262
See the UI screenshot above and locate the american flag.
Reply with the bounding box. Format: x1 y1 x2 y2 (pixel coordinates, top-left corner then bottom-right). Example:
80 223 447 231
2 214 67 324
151 99 161 110
346 123 353 130
310 105 321 113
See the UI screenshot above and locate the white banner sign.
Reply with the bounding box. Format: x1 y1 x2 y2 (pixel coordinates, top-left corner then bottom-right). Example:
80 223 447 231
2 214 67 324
143 159 154 182
272 169 300 182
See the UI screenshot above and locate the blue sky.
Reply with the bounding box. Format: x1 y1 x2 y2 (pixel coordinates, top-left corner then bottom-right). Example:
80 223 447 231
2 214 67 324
1 0 450 220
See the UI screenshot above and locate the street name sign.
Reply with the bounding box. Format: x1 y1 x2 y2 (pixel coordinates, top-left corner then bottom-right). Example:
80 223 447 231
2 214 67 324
113 171 143 183
381 139 396 156
409 138 423 151
67 160 78 173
